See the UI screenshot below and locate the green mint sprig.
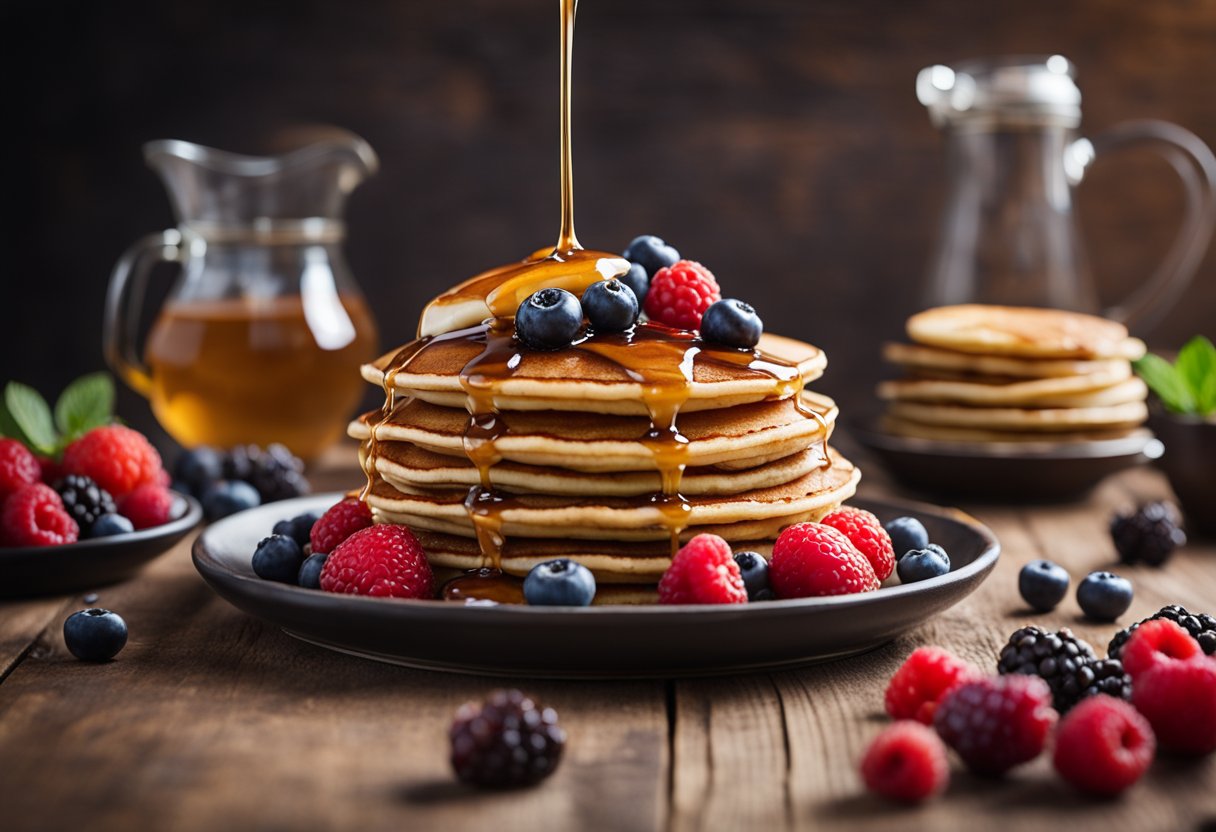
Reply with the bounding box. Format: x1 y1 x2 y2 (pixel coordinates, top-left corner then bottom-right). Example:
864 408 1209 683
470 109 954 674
0 373 116 457
1134 335 1216 418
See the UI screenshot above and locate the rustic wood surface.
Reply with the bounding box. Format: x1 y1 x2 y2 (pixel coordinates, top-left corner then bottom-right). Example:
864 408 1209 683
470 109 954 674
2 448 1215 832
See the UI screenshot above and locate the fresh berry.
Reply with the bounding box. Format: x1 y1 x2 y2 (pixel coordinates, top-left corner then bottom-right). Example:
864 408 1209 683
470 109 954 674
310 498 373 555
859 721 949 803
699 298 764 349
995 625 1128 712
733 551 773 601
622 234 680 278
1076 571 1133 621
619 261 650 306
54 474 116 531
63 608 128 661
91 513 134 537
37 456 65 486
450 689 566 788
173 446 224 493
1053 695 1156 796
320 524 434 598
1111 501 1186 566
1109 604 1216 659
933 675 1057 775
1120 619 1201 680
298 552 328 589
0 438 41 501
0 483 79 547
252 534 306 583
118 484 179 530
658 533 748 605
273 512 320 547
201 480 261 521
237 443 309 502
643 260 722 330
885 646 981 725
770 522 879 598
515 287 584 350
1018 559 1070 612
61 425 164 498
523 558 597 606
1132 656 1216 755
896 544 950 584
821 506 895 582
885 516 929 556
582 279 639 333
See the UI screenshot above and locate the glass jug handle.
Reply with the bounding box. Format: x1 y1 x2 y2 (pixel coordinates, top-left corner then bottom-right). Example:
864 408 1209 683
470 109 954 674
1069 119 1216 330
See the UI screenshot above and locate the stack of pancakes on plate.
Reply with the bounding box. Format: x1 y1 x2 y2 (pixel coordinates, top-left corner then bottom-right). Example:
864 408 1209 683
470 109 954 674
878 304 1149 443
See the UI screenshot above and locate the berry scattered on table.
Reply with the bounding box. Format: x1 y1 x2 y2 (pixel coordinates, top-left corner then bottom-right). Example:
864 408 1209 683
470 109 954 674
1076 571 1133 622
581 279 639 333
0 438 41 502
769 522 879 599
232 444 310 503
523 559 597 606
619 261 650 306
1111 501 1186 566
643 260 721 330
1017 559 1070 612
885 516 929 557
201 479 262 521
1120 619 1201 681
821 506 895 583
172 446 225 494
252 534 306 583
622 234 680 279
310 498 373 555
657 533 748 605
515 288 584 350
896 544 950 584
1108 604 1216 659
61 425 164 499
1132 655 1216 756
450 689 567 788
996 626 1098 712
1053 695 1156 796
297 552 328 589
1 483 79 547
699 298 763 349
860 721 949 803
54 474 116 532
273 512 321 548
885 646 980 725
91 513 134 538
933 675 1057 776
320 524 434 599
118 483 179 530
63 608 128 662
733 551 773 601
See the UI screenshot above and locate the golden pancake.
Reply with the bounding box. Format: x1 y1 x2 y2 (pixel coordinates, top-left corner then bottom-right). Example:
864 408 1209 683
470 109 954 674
877 372 1144 407
887 400 1148 432
880 416 1149 445
882 341 1132 380
906 304 1145 360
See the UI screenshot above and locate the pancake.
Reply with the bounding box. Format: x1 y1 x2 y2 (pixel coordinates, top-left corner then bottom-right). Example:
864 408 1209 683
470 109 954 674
906 305 1145 360
877 372 1145 407
880 416 1149 445
882 342 1132 380
887 400 1149 432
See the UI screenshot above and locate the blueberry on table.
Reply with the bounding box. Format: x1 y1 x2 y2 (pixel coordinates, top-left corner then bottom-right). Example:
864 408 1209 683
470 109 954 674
1018 559 1070 612
523 559 597 606
1077 571 1133 622
63 608 128 662
897 544 951 584
699 299 763 349
619 261 650 306
886 516 930 557
733 551 773 601
582 279 639 333
298 552 329 589
252 534 305 583
90 513 135 538
173 446 224 492
515 288 584 350
202 480 261 520
622 234 680 278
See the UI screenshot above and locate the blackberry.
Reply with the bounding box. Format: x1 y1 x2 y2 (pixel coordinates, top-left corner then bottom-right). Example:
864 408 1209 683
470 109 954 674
450 689 566 788
1065 658 1133 711
1110 501 1186 566
997 625 1098 712
54 475 117 530
225 444 309 503
1109 604 1216 659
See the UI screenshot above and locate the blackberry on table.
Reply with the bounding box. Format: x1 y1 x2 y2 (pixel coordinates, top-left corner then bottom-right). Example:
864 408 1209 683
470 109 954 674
1109 604 1216 659
1110 501 1186 566
224 444 309 503
450 689 566 788
54 475 117 530
997 625 1101 712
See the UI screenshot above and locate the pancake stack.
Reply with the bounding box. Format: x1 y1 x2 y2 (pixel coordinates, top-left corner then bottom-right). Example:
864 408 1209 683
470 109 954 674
879 304 1149 443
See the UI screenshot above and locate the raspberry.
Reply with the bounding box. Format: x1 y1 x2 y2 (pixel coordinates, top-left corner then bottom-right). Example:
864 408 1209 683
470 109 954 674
62 425 164 498
769 522 879 599
1120 619 1201 681
55 475 116 529
1053 695 1155 796
310 498 374 555
118 484 178 530
859 721 949 803
933 675 1057 775
657 533 748 605
38 456 65 486
885 646 981 724
643 260 721 330
0 439 40 502
450 689 566 788
820 506 895 582
319 524 434 598
1 483 79 547
1132 656 1216 755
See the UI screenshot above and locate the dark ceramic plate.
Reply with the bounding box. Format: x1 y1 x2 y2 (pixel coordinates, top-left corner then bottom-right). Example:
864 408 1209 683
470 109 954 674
852 420 1163 503
193 493 1000 678
0 492 203 598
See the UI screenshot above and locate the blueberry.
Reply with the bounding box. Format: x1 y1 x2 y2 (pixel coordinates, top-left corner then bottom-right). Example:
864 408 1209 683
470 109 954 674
1077 571 1133 622
886 516 930 557
622 234 680 277
63 608 128 662
91 513 135 538
173 446 224 491
252 534 305 583
733 551 773 601
699 299 764 349
298 552 328 589
273 512 320 547
515 288 583 350
523 558 597 606
619 262 650 306
897 545 951 583
1018 559 1070 612
582 279 639 333
202 479 261 520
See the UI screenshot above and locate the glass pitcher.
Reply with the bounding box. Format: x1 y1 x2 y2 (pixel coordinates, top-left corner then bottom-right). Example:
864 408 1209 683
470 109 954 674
917 55 1216 328
104 130 381 459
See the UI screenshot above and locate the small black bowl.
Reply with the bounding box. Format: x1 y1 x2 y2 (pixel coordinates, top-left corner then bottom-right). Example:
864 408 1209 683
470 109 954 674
1149 408 1216 538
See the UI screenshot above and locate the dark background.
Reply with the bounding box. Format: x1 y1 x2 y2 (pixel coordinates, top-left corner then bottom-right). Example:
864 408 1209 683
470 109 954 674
3 0 1215 451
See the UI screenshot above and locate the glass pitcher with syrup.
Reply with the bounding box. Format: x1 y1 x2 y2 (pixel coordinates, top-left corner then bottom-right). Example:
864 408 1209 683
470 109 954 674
917 55 1216 328
103 130 381 459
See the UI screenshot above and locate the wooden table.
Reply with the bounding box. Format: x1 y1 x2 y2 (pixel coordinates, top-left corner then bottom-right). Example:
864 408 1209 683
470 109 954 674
3 449 1215 832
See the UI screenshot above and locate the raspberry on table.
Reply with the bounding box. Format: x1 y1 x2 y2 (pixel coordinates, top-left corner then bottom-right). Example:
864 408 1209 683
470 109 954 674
859 721 949 803
0 438 41 502
933 675 1057 775
1120 618 1202 681
885 646 981 725
657 533 748 605
769 522 879 599
54 474 116 530
450 689 566 788
118 484 179 530
310 498 374 555
319 524 434 598
61 425 164 498
1 483 79 547
643 260 721 330
1132 656 1216 756
1053 695 1156 796
821 506 895 582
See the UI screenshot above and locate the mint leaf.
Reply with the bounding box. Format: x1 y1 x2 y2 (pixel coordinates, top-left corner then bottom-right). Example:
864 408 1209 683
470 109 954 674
1177 336 1216 416
1135 353 1196 414
54 372 114 441
4 382 58 455
0 399 32 447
